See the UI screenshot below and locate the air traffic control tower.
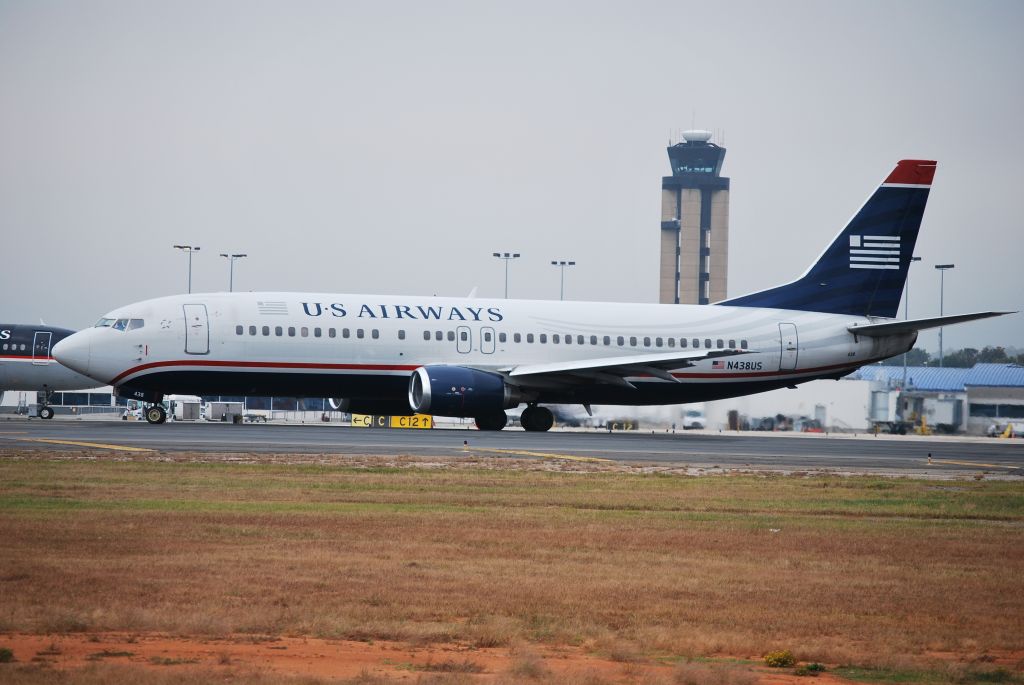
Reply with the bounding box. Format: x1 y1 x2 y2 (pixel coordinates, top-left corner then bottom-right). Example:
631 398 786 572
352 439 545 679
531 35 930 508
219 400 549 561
659 130 729 304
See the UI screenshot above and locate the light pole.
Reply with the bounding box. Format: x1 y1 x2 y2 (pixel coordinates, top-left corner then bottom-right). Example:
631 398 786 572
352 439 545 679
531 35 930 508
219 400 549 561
550 259 576 301
935 264 955 367
173 245 201 293
492 252 520 299
219 253 247 292
899 256 922 419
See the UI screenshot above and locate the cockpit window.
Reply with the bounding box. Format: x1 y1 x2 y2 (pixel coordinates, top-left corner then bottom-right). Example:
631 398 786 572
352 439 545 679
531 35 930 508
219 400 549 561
95 318 116 328
127 319 144 331
113 319 129 331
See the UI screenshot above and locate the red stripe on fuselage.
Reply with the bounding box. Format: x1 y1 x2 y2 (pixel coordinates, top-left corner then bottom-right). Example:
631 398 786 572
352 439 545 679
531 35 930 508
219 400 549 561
109 357 872 386
110 359 421 385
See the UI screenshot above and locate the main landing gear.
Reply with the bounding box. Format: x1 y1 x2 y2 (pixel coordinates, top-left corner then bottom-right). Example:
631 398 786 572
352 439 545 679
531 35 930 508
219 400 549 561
474 411 508 431
144 405 167 424
520 405 554 433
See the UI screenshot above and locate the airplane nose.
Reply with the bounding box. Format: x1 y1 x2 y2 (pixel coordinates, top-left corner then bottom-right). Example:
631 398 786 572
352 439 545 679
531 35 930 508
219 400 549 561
52 333 91 376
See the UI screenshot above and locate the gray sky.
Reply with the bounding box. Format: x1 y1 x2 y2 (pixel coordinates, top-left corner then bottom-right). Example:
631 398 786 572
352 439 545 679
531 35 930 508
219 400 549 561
1 0 1021 352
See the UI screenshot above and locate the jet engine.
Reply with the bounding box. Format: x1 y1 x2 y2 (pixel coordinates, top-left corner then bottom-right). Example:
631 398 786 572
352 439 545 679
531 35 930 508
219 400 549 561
408 366 523 417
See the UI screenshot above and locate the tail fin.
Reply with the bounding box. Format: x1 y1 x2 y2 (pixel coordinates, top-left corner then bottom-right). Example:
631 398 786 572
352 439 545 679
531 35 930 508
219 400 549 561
720 160 936 317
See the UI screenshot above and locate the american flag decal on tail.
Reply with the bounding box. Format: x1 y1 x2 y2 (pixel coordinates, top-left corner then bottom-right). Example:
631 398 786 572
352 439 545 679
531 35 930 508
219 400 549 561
849 235 900 270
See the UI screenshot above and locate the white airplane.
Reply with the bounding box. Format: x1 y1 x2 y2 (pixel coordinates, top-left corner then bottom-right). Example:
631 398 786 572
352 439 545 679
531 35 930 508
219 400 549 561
1 323 102 418
53 160 1009 429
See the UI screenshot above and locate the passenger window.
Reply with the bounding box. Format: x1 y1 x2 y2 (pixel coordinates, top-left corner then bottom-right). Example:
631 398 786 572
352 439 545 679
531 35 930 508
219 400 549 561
288 327 295 337
656 337 663 347
577 335 584 345
539 334 547 343
705 339 712 348
603 336 610 345
127 319 145 331
113 319 129 331
717 339 724 349
277 327 285 336
1 343 6 350
629 336 637 346
459 330 467 342
483 331 491 342
357 329 365 339
499 332 507 343
329 328 336 338
423 331 431 341
643 337 651 347
314 328 322 338
301 327 308 337
343 328 350 338
617 336 624 346
680 338 687 348
553 334 560 343
447 331 455 341
527 333 534 343
565 335 572 345
235 325 243 335
262 326 270 336
590 335 598 345
668 338 675 348
741 339 749 349
693 338 699 348
728 339 735 348
398 330 406 340
249 326 257 336
514 333 522 343
372 329 379 339
435 331 443 341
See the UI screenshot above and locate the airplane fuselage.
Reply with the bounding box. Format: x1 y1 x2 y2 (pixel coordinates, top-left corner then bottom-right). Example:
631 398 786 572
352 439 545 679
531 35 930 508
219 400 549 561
0 323 99 393
51 292 915 410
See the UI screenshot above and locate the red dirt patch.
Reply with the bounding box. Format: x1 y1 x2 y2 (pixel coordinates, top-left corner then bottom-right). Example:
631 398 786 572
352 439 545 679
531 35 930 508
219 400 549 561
0 632 865 683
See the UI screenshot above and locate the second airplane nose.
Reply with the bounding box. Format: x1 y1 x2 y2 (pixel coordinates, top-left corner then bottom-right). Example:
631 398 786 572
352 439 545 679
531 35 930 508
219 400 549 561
52 333 91 376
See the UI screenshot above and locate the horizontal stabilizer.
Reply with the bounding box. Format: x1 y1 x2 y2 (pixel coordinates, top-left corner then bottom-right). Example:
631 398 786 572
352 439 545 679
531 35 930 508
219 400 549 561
847 311 1014 337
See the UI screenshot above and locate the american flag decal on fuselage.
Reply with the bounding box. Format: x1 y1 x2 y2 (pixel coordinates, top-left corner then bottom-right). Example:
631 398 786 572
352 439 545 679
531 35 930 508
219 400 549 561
849 235 900 270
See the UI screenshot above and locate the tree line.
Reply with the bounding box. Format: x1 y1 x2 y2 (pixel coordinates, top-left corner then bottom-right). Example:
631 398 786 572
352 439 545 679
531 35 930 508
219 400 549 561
880 346 1024 368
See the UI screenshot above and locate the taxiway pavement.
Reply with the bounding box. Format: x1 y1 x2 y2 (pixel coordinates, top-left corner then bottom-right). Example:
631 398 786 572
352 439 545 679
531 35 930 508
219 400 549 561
1 418 1021 475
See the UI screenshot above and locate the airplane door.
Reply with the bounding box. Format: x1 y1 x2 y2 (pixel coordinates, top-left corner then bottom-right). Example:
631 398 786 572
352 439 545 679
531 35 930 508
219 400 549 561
32 331 52 365
184 304 210 355
480 327 495 354
778 322 798 371
456 325 471 354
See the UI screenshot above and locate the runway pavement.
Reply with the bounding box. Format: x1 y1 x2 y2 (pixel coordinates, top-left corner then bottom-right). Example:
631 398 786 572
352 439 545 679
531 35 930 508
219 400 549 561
1 417 1021 475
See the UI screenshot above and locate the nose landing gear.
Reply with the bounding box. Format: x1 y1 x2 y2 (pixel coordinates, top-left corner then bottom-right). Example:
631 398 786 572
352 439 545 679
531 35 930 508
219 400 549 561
144 405 167 424
520 405 554 432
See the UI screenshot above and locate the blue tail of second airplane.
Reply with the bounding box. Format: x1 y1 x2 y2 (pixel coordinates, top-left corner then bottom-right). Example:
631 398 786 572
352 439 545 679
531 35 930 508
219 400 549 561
721 159 936 318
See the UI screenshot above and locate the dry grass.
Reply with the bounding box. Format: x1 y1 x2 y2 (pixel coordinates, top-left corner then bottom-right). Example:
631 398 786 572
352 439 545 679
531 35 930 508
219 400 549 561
0 452 1022 675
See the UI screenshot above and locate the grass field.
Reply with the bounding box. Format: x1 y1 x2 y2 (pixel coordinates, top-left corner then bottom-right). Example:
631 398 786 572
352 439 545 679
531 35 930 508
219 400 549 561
0 451 1022 684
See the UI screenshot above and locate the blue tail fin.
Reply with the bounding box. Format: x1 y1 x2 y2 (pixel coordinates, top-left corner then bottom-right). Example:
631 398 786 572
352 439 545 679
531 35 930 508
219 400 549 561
720 160 936 318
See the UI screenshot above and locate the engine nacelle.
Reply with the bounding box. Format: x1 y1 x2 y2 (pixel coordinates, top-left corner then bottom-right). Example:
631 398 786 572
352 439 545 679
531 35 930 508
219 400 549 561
408 366 522 417
328 397 416 415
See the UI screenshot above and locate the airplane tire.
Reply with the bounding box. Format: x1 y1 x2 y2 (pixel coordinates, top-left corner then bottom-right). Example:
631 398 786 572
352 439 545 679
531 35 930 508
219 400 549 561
532 406 554 432
39 406 54 420
475 411 507 431
521 406 554 432
145 405 167 425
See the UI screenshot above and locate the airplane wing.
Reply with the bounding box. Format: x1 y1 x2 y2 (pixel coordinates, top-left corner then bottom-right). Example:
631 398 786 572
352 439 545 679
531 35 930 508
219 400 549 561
848 311 1014 337
502 348 752 389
